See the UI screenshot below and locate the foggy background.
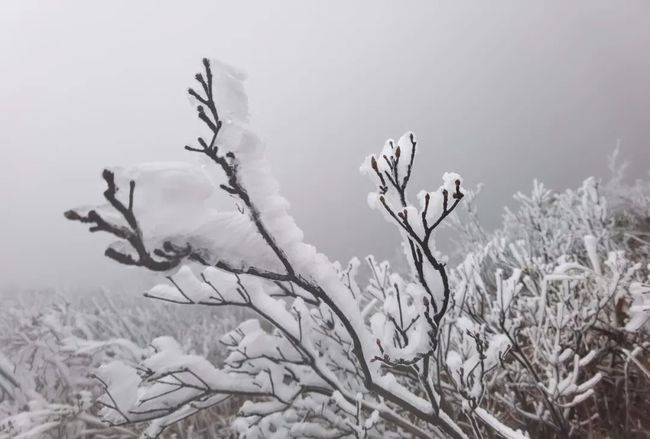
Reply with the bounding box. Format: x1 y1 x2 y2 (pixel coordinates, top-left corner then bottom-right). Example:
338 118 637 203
1 1 649 293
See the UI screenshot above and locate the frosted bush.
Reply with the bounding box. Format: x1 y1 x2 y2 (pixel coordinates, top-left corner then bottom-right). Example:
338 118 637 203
0 291 242 438
447 172 650 437
58 59 649 438
61 59 526 438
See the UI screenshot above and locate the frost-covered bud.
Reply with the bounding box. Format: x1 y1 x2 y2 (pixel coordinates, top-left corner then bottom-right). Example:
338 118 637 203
418 190 444 225
442 172 463 194
453 179 463 199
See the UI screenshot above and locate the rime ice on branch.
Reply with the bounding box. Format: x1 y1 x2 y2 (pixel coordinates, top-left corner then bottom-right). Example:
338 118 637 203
64 59 527 438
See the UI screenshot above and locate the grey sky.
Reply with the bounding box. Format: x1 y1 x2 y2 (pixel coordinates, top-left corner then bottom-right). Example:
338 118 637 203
1 1 649 291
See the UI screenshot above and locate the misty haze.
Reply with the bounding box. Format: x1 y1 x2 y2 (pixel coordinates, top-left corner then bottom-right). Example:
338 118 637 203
1 2 649 438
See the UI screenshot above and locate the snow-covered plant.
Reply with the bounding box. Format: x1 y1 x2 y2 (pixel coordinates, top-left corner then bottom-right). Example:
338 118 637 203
606 147 650 265
0 294 141 438
0 290 241 438
449 175 650 437
63 59 525 438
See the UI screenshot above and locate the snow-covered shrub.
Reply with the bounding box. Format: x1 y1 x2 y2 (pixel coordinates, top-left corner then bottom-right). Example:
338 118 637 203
62 59 526 438
447 173 650 437
61 58 649 438
0 290 242 438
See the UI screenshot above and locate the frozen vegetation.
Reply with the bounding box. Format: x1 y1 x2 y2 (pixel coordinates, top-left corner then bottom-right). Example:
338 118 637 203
1 60 648 438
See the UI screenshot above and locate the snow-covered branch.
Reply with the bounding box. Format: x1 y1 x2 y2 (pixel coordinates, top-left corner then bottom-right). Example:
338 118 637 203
61 59 650 438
